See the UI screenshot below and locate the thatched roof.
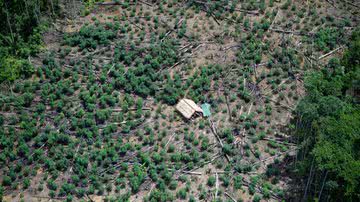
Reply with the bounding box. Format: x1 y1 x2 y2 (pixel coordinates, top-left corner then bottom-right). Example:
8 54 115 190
176 99 203 119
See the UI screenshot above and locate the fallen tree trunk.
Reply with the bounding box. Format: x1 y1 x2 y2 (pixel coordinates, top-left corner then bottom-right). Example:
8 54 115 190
182 171 202 175
318 46 344 60
209 120 231 161
344 0 360 8
95 1 153 6
192 0 259 15
225 192 237 202
95 2 123 6
269 28 313 36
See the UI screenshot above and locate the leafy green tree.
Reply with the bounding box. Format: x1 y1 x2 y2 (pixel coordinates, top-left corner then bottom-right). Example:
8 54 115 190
0 57 33 82
0 0 59 82
293 30 360 200
312 110 360 196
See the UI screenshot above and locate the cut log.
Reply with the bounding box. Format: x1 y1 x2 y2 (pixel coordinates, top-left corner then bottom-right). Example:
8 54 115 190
269 28 312 36
138 0 153 6
344 0 360 8
225 192 237 202
225 94 232 121
182 171 202 175
165 133 176 148
318 46 344 60
95 2 122 6
262 137 296 146
209 119 231 162
192 0 259 15
107 64 115 75
215 171 219 199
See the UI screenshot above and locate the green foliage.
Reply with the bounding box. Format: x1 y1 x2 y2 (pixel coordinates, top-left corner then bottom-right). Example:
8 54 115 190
314 28 345 52
82 0 103 16
294 30 360 200
146 189 174 202
47 180 58 191
2 176 11 186
0 1 357 201
312 111 360 194
342 29 360 90
222 144 234 156
176 188 187 199
64 24 116 49
252 194 262 202
0 0 58 82
0 185 3 201
234 175 243 189
207 176 216 187
129 164 145 193
0 57 34 82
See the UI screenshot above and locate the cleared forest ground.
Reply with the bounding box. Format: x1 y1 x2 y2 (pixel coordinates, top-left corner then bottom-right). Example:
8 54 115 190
0 0 358 201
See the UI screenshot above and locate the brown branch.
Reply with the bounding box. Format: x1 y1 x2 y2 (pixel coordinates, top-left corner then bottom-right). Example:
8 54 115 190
215 171 219 199
182 171 202 175
344 0 360 8
225 192 237 202
165 133 176 148
318 46 344 60
269 28 313 36
209 119 231 162
192 0 259 15
138 0 153 6
95 2 122 5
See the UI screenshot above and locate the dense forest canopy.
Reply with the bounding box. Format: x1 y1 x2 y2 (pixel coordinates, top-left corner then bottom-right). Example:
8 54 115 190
294 30 360 201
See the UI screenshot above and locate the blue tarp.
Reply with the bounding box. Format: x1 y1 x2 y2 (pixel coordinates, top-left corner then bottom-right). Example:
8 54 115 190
201 103 211 117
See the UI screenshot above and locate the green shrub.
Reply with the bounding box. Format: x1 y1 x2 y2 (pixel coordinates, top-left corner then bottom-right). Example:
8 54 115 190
177 188 187 199
207 176 216 187
234 175 243 189
253 194 262 202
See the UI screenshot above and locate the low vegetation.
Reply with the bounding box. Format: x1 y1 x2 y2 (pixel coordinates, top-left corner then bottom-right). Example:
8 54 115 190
0 0 358 201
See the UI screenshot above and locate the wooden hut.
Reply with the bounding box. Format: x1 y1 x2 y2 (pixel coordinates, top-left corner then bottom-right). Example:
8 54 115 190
175 99 203 119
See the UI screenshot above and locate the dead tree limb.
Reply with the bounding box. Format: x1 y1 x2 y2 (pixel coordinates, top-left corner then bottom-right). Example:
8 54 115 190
128 19 144 30
215 171 219 199
112 107 152 112
225 94 232 121
165 133 176 148
209 119 231 162
269 28 313 36
269 9 279 29
96 1 152 6
182 171 202 175
209 11 220 26
32 195 66 200
95 2 123 6
107 64 115 75
262 137 295 146
192 0 259 15
268 97 294 111
225 192 237 202
318 46 344 60
344 0 360 8
138 0 153 6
